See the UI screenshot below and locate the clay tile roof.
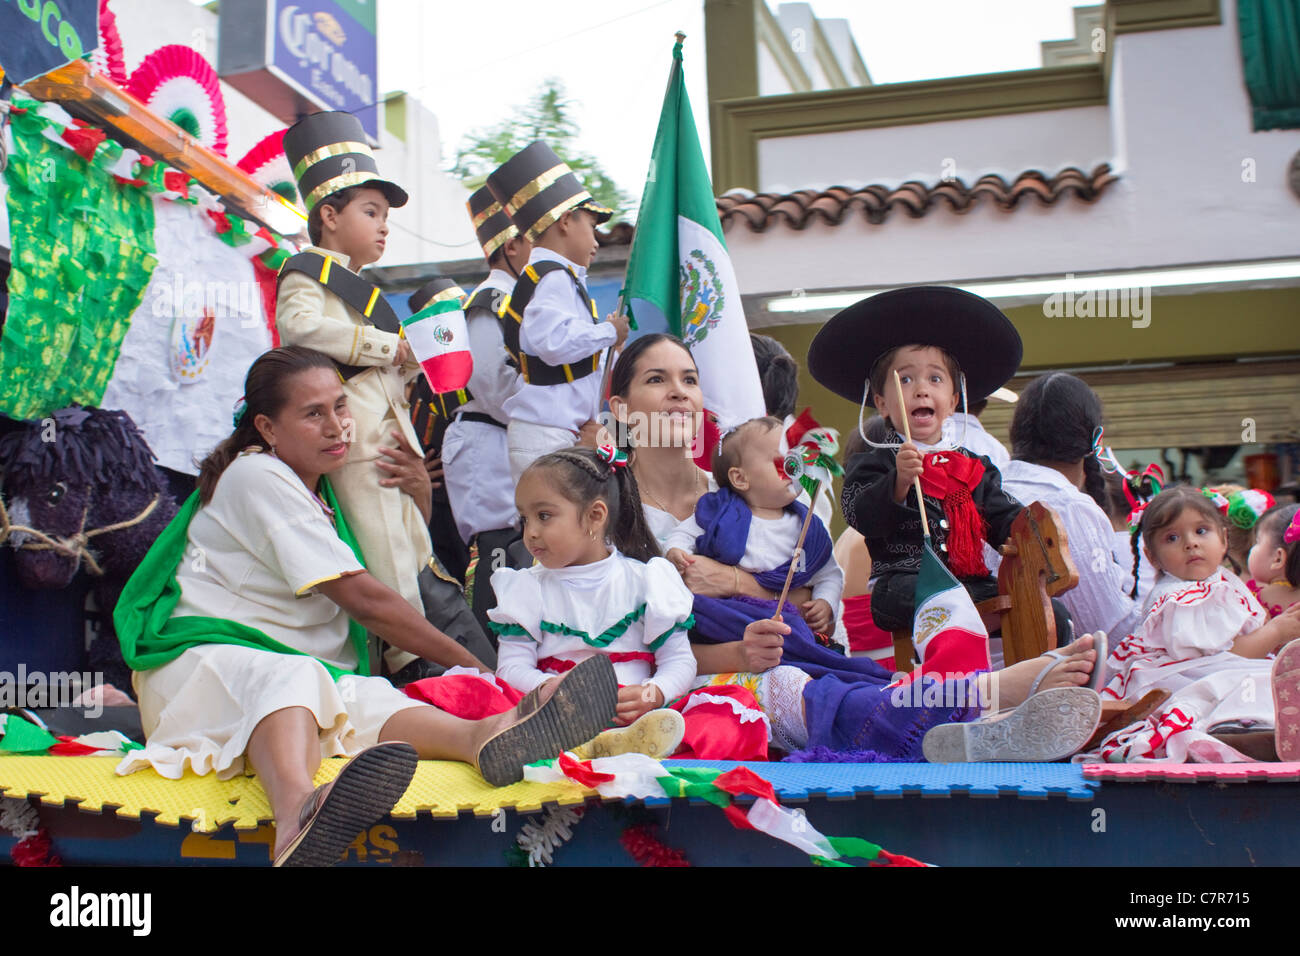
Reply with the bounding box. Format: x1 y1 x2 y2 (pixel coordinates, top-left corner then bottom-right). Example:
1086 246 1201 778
715 164 1117 232
593 164 1116 245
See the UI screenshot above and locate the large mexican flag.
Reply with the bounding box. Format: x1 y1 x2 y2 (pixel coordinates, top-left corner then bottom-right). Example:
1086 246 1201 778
621 37 765 442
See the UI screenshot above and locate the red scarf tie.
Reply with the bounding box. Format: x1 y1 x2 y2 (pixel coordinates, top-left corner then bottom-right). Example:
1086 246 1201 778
919 451 989 578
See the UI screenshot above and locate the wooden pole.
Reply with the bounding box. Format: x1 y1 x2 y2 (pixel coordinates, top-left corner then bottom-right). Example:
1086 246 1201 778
772 478 821 621
893 370 931 540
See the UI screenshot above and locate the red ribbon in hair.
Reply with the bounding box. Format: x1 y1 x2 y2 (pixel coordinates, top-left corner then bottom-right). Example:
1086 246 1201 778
919 451 989 578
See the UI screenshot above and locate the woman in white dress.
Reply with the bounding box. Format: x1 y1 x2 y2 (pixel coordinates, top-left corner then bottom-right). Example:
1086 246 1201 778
115 346 616 866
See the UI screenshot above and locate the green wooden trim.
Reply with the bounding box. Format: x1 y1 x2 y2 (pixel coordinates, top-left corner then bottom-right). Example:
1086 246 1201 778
756 1 811 93
712 64 1106 191
1106 0 1222 34
706 0 760 181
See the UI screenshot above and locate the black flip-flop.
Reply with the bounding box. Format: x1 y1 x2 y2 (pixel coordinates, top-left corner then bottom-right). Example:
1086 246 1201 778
274 741 419 868
477 656 618 787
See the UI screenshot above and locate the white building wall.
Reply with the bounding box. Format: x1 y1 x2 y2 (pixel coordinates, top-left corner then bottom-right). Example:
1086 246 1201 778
757 106 1112 193
739 1 1300 297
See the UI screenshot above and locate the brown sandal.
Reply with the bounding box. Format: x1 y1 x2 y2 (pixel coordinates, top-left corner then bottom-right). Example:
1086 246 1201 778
273 742 418 867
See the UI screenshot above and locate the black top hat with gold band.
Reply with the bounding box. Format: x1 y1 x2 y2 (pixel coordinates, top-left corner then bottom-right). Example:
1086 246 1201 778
408 277 464 315
485 141 611 243
467 185 518 260
284 111 408 213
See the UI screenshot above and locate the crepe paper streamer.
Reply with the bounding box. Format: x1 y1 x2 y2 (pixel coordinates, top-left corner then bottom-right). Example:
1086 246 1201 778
402 288 473 394
524 753 928 867
1 797 60 867
127 45 229 156
0 715 60 754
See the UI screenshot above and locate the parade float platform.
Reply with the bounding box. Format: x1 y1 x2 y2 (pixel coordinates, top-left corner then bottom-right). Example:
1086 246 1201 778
2 756 1297 866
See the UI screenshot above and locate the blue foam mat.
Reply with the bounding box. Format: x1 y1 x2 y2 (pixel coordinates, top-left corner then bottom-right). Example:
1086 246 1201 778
655 760 1097 801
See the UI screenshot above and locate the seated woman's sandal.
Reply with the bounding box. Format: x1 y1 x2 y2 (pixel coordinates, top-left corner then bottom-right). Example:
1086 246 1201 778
275 741 420 867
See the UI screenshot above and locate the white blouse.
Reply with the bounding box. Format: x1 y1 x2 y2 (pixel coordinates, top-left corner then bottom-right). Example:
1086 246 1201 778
172 452 365 671
490 550 697 702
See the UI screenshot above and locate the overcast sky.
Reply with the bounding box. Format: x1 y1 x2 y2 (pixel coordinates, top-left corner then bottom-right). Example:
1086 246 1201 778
377 0 1086 211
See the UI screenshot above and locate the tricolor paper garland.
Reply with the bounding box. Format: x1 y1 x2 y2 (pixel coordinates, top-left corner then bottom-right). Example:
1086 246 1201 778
127 45 229 156
523 752 927 867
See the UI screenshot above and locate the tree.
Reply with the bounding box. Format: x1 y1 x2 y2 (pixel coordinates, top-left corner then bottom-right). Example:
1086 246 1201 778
451 79 630 223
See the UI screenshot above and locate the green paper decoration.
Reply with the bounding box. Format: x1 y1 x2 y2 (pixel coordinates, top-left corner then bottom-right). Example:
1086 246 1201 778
0 106 158 420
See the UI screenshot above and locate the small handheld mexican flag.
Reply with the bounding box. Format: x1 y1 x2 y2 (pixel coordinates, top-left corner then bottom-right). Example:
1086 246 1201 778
402 283 472 394
901 540 992 681
888 370 990 682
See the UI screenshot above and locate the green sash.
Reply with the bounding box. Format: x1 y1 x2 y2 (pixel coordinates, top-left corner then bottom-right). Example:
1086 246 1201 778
114 476 370 681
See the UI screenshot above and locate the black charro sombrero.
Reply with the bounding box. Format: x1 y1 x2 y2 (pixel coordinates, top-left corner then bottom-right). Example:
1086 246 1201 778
485 141 612 243
283 111 408 213
408 277 464 314
466 185 518 259
807 286 1023 405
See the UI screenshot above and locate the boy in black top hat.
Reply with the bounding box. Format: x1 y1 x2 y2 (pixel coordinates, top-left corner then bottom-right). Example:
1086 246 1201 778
808 286 1027 635
485 142 630 483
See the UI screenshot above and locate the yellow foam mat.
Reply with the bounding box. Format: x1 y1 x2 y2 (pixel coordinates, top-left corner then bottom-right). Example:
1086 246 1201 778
0 756 592 832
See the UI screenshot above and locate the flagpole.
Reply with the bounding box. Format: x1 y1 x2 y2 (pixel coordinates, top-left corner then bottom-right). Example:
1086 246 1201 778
600 31 686 423
893 370 931 540
771 478 821 621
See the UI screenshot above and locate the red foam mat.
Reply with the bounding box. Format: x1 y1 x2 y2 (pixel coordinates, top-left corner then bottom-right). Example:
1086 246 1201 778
1081 761 1300 782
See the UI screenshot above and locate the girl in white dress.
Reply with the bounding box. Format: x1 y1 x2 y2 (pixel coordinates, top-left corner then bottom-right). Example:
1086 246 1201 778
489 445 702 753
115 347 618 866
1098 486 1300 761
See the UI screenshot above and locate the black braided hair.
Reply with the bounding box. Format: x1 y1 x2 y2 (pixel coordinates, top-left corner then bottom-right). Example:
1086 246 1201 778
527 447 662 563
1130 526 1143 600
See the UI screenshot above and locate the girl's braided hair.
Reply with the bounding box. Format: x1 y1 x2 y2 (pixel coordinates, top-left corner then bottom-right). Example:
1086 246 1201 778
527 447 662 563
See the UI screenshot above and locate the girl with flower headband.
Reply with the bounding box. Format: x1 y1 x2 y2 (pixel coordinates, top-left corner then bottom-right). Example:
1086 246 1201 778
1096 486 1300 762
1246 503 1300 621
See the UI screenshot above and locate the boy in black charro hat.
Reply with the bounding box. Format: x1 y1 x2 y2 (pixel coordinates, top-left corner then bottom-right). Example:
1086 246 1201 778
276 111 439 679
485 142 630 483
808 286 1034 637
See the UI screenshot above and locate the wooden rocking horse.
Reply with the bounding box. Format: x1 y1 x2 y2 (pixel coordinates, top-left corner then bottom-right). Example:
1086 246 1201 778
892 500 1077 673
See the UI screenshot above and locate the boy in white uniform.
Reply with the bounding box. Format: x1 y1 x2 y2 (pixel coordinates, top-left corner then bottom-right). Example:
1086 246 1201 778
485 142 629 484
